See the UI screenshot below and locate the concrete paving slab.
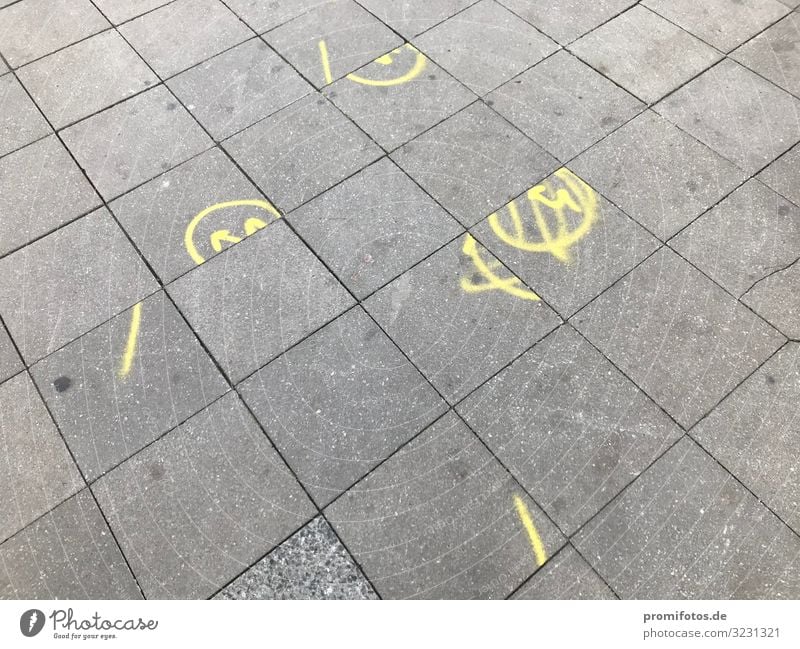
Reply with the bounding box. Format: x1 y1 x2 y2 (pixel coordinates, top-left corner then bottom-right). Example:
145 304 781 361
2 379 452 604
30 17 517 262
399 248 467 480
92 0 173 24
0 372 83 544
732 14 800 98
110 147 276 283
413 0 558 95
570 5 721 104
18 30 158 129
30 292 229 482
0 74 51 158
572 247 786 428
574 437 800 598
487 50 644 162
671 180 800 297
758 143 800 207
168 39 312 141
499 0 637 45
326 411 565 599
513 545 615 599
61 85 213 200
459 326 682 534
239 307 446 506
224 0 326 33
0 490 141 599
168 220 354 383
119 0 251 78
216 516 377 599
0 135 100 258
0 323 22 385
323 47 475 150
392 102 559 227
570 110 747 240
742 261 800 340
0 0 109 68
0 209 159 364
365 235 561 404
288 158 463 299
693 343 800 534
472 169 659 317
264 0 402 88
223 93 382 212
644 0 789 53
92 392 315 599
656 59 800 175
358 0 480 39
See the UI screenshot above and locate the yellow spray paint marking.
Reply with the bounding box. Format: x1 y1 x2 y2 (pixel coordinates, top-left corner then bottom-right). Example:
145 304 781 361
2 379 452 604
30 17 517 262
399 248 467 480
318 41 427 87
184 199 279 265
488 168 599 264
460 234 540 302
117 302 142 380
513 494 548 568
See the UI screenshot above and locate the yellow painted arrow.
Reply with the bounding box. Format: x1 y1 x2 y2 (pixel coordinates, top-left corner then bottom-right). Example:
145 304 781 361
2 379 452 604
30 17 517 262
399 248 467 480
210 229 242 252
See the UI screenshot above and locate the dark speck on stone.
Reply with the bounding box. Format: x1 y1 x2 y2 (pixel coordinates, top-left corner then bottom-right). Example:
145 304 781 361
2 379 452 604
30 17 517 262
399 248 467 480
777 204 789 216
149 463 166 480
766 375 776 384
428 74 436 80
485 99 494 106
166 103 178 111
53 376 71 392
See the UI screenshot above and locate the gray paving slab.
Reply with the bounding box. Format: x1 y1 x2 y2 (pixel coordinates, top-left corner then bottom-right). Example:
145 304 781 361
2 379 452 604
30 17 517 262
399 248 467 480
459 326 682 534
499 0 637 45
168 220 354 383
0 74 51 158
326 411 565 599
513 545 615 599
239 307 446 506
119 0 252 78
574 437 800 598
0 372 83 544
656 59 800 175
224 0 326 33
487 50 644 162
472 168 659 317
643 0 789 53
0 323 22 385
693 343 800 534
61 85 213 200
92 0 173 24
0 0 109 68
732 13 800 99
17 30 158 129
216 516 377 599
413 0 558 95
323 47 476 150
365 235 561 404
92 392 315 599
671 180 800 297
742 260 800 340
0 135 100 258
357 0 480 39
110 147 277 283
223 94 382 212
570 110 747 240
572 247 786 429
264 0 402 88
569 5 721 105
0 490 141 599
168 39 313 141
288 158 463 299
30 292 229 482
0 208 159 363
392 102 559 227
758 143 800 207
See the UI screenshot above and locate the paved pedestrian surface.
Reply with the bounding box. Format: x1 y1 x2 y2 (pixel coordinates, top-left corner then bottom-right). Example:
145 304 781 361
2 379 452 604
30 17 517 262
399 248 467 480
0 0 799 601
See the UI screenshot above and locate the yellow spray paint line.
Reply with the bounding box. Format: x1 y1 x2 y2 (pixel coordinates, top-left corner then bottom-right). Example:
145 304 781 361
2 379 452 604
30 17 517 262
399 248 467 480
318 40 333 85
513 494 548 567
117 302 142 380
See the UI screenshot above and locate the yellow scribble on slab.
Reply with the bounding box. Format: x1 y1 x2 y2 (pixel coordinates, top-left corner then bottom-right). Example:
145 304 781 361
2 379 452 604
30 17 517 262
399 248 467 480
513 494 548 568
460 234 540 302
318 41 426 87
117 302 142 380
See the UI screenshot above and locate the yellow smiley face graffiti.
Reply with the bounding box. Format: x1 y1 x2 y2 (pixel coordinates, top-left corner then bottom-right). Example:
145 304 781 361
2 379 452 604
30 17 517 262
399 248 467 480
319 41 427 86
